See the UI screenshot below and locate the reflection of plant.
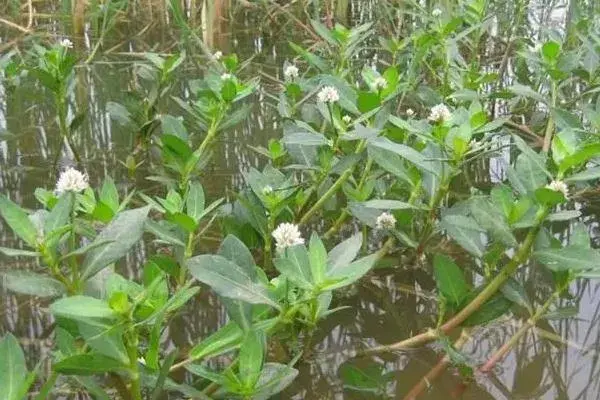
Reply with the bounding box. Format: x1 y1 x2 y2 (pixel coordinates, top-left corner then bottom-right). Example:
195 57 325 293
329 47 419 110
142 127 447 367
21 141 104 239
28 41 82 163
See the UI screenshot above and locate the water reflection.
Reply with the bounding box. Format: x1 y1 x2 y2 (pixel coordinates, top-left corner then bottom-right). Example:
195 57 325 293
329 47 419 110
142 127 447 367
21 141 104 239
1 0 600 399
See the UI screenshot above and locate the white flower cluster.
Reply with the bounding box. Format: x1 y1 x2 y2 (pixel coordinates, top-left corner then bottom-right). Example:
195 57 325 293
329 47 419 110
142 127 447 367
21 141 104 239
376 212 397 230
342 115 352 124
406 108 415 117
272 223 305 251
262 185 274 196
374 77 388 90
428 103 452 123
283 65 299 80
213 51 223 61
60 39 73 49
546 180 569 199
55 167 89 194
221 73 233 81
317 86 339 103
432 8 443 17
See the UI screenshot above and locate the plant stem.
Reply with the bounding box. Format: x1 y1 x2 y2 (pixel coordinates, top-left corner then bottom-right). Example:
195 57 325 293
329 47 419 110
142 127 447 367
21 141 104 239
480 279 570 372
299 140 367 225
367 206 550 353
402 329 471 400
542 80 557 153
126 329 142 400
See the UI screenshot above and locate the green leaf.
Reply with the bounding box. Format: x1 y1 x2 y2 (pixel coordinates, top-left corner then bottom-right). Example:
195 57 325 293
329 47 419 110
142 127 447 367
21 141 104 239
187 255 280 309
565 166 600 182
274 245 313 290
369 137 438 175
463 294 512 326
501 278 532 313
559 144 600 174
50 296 116 321
361 199 421 210
339 361 386 393
160 114 188 141
145 220 186 247
44 192 74 235
0 247 40 257
469 198 517 247
100 177 119 213
166 212 198 233
186 181 205 221
310 19 337 45
253 363 299 400
2 271 66 297
432 254 469 305
0 333 27 400
508 83 546 104
221 79 237 102
289 42 328 72
78 321 129 365
323 253 378 290
357 91 380 113
327 234 362 274
0 195 38 247
238 330 265 389
534 246 600 271
81 206 150 280
309 233 327 284
542 40 560 61
534 187 566 206
218 235 256 331
53 354 127 375
440 215 485 257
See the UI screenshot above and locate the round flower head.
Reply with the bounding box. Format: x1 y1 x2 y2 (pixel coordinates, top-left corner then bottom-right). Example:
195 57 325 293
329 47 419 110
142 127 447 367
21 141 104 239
55 167 89 194
428 103 452 123
376 212 397 230
342 115 352 124
283 65 299 80
272 223 304 251
60 38 74 49
406 108 415 117
221 73 233 81
317 86 340 104
432 8 443 17
374 77 388 90
546 180 569 199
262 185 274 196
213 51 223 61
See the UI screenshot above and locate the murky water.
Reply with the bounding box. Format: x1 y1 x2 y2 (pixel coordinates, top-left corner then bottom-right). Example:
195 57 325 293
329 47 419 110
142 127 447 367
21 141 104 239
2 0 600 398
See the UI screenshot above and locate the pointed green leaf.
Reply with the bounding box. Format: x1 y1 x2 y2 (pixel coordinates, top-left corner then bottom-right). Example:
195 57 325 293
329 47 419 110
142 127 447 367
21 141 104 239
0 195 38 247
53 354 127 375
0 333 27 400
2 271 66 297
432 254 469 305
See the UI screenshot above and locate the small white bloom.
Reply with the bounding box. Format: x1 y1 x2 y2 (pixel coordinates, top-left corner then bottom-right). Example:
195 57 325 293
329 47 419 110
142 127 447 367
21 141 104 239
374 77 388 90
432 8 443 17
60 38 73 49
262 185 274 196
428 103 452 123
221 73 233 81
55 167 89 194
546 180 569 199
342 115 352 124
406 108 415 117
469 139 483 150
272 223 304 251
137 357 146 365
376 212 397 230
317 86 340 103
283 65 299 80
213 51 223 60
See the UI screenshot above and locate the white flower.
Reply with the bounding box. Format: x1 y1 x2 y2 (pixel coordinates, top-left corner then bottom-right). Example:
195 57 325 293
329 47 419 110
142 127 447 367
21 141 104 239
374 77 388 90
317 86 339 103
262 185 274 196
428 103 452 123
432 8 443 17
342 115 352 124
469 139 482 150
272 223 304 251
283 65 299 80
213 51 223 60
60 39 73 49
406 108 415 117
546 180 569 199
221 73 233 81
376 212 397 230
55 167 89 194
137 357 146 365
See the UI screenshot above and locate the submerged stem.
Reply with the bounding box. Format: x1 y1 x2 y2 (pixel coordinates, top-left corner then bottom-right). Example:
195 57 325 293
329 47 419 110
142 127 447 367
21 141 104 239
367 206 550 353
